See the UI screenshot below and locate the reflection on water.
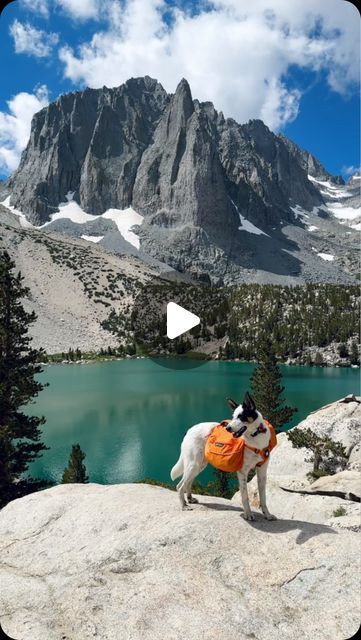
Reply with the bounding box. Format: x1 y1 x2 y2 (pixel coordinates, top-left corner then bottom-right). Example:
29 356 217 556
29 359 359 485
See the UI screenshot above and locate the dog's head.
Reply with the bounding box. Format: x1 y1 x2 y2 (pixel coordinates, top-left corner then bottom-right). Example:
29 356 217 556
226 392 264 436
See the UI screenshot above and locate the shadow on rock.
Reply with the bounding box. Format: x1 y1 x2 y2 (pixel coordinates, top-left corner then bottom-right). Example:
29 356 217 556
200 502 242 512
200 501 338 544
247 516 338 545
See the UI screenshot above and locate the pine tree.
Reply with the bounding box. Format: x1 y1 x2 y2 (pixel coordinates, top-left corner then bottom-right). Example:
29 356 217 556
0 251 49 508
61 444 89 483
287 427 347 480
305 353 313 367
338 343 349 358
251 336 297 433
350 341 360 366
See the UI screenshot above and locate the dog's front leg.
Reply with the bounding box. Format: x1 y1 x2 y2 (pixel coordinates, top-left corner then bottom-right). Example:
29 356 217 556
237 471 254 520
256 463 277 520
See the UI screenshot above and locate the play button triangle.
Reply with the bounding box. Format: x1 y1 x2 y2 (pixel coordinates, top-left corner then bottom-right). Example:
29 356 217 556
166 302 200 340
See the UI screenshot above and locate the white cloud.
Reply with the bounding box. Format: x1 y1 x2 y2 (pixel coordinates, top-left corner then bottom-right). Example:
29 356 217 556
0 86 49 174
10 19 59 58
260 79 301 128
21 0 50 19
58 0 360 131
56 0 100 20
341 165 360 177
20 0 100 22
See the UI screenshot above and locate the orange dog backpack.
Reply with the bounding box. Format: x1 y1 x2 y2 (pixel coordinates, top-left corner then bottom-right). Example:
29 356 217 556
204 419 277 473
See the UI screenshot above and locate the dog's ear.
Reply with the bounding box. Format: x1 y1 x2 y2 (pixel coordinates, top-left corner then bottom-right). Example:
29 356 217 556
243 392 256 410
227 398 239 412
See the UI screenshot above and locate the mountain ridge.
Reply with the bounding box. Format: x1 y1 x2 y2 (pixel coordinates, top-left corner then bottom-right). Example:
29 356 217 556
2 76 360 284
8 77 329 221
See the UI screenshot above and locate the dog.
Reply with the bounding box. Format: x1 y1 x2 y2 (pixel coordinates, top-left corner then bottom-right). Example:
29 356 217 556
170 392 277 520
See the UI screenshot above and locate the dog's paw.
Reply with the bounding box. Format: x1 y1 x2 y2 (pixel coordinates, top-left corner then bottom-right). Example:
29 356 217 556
243 512 255 521
182 504 193 511
187 496 199 504
264 513 277 521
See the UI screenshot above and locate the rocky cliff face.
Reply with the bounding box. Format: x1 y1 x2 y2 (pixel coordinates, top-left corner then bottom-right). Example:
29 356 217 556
6 76 359 284
278 134 345 184
9 77 324 230
8 77 169 224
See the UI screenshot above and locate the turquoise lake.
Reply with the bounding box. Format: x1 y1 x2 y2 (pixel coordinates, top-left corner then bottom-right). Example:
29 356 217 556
29 359 360 485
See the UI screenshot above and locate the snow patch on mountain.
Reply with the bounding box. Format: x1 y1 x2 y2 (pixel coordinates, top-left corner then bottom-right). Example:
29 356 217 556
291 205 309 220
320 190 352 200
103 208 143 249
307 175 360 232
327 204 360 221
231 199 269 236
318 253 335 262
308 175 352 198
1 196 34 228
81 235 104 243
1 192 144 250
43 194 96 226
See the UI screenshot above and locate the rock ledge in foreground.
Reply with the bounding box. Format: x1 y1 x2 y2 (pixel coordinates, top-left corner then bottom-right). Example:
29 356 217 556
0 483 360 640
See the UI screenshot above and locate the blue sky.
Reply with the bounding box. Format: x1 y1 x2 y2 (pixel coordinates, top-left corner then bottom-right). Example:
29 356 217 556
0 0 359 180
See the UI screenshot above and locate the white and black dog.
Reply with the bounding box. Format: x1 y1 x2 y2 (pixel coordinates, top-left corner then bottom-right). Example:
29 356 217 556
170 392 276 520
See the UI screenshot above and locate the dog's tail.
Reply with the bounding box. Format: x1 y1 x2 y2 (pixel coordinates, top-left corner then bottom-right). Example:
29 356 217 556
170 455 184 481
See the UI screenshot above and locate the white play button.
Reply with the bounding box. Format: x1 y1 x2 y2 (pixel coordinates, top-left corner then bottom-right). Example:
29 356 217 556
166 302 200 339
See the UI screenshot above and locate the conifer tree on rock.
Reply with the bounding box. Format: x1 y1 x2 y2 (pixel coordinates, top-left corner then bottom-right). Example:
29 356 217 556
287 428 347 480
61 444 89 483
0 251 49 509
251 335 297 433
350 341 360 366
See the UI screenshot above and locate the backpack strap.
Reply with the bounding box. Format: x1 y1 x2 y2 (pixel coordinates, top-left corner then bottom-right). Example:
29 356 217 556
216 420 276 465
245 420 277 466
244 443 271 466
209 420 231 436
219 420 231 427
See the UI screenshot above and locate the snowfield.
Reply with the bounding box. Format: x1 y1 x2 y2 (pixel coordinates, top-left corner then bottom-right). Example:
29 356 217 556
103 207 143 249
44 195 96 225
307 175 353 198
307 175 360 230
231 199 269 236
327 203 361 221
291 205 309 220
1 192 144 250
1 196 34 228
317 253 335 262
80 235 104 243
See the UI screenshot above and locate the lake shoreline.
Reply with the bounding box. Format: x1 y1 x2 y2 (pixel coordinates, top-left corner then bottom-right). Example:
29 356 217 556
38 354 360 369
